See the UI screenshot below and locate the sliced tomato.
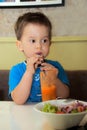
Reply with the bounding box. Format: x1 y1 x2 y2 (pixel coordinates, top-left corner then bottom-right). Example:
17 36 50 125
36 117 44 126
77 106 84 112
56 111 65 114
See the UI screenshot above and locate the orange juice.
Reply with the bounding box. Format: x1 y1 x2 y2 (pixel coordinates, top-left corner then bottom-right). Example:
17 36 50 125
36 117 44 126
40 71 57 101
41 84 57 101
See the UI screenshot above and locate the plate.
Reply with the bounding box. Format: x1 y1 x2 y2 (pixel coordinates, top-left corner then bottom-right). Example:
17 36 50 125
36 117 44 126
34 99 87 129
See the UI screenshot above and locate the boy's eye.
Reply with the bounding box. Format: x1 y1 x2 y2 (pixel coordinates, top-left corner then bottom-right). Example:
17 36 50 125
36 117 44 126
29 39 36 43
41 39 48 44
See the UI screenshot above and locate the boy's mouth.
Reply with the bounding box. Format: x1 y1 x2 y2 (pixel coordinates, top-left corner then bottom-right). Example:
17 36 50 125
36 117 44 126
36 52 42 55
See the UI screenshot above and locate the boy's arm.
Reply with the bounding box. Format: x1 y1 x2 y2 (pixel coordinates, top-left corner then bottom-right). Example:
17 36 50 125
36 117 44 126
11 54 43 105
40 62 70 99
54 78 70 98
11 70 33 105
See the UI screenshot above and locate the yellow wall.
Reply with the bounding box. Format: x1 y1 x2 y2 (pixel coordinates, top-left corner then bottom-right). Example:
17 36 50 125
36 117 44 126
0 36 87 70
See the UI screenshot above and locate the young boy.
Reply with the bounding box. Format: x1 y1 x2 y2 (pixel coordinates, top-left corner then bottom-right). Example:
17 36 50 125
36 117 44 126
9 12 70 105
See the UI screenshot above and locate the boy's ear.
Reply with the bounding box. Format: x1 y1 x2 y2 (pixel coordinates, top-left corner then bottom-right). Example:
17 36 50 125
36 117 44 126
16 40 24 52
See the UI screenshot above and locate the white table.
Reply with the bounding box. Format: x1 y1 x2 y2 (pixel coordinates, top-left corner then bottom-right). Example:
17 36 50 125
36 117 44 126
0 101 54 130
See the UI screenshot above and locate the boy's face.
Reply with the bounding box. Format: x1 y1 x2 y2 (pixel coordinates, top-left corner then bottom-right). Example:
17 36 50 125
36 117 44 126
16 23 51 59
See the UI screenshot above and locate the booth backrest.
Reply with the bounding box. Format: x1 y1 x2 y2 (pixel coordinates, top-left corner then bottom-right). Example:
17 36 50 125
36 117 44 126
0 70 87 101
0 70 10 100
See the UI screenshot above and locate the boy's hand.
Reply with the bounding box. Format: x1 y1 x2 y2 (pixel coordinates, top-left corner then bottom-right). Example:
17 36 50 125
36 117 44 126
40 63 58 80
26 54 44 74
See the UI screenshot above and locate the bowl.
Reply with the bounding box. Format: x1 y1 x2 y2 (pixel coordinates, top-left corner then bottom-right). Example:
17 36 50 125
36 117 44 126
34 99 87 130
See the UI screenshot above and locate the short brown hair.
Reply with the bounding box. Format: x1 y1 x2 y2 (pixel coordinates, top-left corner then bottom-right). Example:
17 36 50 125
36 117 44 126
14 12 52 40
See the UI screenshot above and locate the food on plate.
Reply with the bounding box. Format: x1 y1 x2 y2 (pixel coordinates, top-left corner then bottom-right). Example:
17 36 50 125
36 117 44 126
42 100 87 114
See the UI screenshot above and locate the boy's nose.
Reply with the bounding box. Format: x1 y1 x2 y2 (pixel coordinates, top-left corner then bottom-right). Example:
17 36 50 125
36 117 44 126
36 42 42 48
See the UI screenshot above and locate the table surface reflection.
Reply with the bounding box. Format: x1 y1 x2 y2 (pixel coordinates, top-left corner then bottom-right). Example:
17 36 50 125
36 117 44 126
0 101 86 130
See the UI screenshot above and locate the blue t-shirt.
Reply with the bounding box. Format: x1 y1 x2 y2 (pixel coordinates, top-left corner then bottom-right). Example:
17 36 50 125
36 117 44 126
8 59 70 102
